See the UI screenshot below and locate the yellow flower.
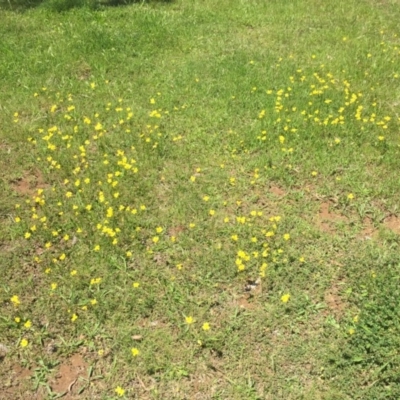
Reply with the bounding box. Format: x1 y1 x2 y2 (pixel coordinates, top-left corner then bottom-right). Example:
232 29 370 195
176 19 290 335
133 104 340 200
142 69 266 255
70 270 77 276
24 320 32 329
24 232 31 239
11 295 20 306
132 282 140 288
71 313 78 322
203 196 209 202
185 316 195 325
91 299 97 305
15 317 21 323
281 294 290 303
51 283 57 290
156 226 163 234
131 347 140 357
115 386 125 397
283 234 290 241
20 338 29 348
202 322 210 331
348 328 355 335
126 251 132 257
152 236 159 243
347 193 354 200
209 209 215 216
94 245 100 252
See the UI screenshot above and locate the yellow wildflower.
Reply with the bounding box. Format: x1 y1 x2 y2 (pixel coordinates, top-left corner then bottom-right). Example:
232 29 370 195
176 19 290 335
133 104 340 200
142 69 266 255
281 294 290 303
131 348 140 357
115 386 125 397
202 322 210 331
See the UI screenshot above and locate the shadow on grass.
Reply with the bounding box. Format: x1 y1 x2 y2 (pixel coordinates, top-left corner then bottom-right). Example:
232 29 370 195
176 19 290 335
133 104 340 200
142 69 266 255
0 0 173 12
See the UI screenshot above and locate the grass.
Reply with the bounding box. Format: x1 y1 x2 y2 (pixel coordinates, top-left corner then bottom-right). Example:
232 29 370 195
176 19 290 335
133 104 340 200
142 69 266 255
1 0 400 398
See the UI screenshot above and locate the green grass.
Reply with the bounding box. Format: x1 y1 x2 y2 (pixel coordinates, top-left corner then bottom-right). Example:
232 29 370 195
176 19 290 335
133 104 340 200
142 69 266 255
1 0 400 398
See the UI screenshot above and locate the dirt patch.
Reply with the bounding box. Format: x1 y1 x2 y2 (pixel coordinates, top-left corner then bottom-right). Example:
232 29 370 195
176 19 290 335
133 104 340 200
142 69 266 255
168 225 185 238
359 217 377 240
270 185 286 197
324 281 346 319
10 170 49 197
234 295 257 310
50 354 88 398
383 215 400 234
1 363 33 400
317 202 348 233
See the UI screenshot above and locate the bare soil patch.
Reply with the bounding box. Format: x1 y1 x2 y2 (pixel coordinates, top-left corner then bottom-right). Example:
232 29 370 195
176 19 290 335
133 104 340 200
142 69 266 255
324 281 346 319
50 353 88 398
1 362 34 400
317 202 348 234
358 217 377 240
383 215 400 234
270 185 286 197
10 170 49 197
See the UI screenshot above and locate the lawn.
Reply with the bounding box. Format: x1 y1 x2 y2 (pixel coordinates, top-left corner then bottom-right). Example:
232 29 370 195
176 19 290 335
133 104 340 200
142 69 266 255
1 0 400 398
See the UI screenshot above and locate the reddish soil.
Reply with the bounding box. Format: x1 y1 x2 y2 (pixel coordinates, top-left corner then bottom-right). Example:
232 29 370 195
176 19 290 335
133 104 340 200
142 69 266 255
270 185 286 197
50 354 88 398
10 170 49 197
359 217 376 240
168 225 185 238
384 215 400 234
235 295 257 310
317 202 348 233
324 282 346 319
1 363 33 400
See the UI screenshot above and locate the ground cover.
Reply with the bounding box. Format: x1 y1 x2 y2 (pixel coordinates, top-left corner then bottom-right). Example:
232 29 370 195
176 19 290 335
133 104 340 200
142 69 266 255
1 0 400 398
